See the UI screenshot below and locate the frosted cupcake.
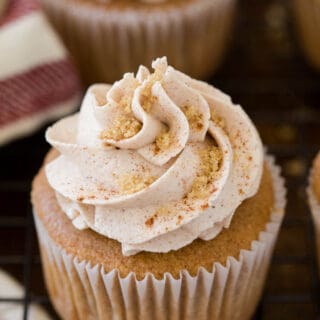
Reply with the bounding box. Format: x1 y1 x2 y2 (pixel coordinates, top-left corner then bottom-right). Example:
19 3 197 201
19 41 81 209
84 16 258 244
38 0 236 84
32 57 286 320
308 152 320 268
293 0 320 70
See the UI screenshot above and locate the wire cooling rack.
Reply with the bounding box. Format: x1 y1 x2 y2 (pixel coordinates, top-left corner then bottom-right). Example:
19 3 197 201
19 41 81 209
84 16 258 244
1 0 320 319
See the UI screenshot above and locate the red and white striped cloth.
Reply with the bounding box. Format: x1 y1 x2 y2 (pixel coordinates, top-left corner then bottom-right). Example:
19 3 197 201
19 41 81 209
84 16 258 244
0 0 82 146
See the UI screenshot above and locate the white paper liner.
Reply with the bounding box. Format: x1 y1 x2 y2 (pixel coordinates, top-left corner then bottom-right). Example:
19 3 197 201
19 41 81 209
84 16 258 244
307 164 320 270
39 0 236 83
293 0 320 70
33 155 286 320
307 168 320 223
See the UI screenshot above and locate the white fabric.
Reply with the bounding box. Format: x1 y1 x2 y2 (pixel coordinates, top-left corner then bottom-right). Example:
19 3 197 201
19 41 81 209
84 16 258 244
0 94 81 145
0 12 66 80
0 269 52 320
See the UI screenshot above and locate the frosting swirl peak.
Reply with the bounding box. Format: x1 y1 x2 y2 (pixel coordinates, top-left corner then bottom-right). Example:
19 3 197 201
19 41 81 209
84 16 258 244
45 57 263 255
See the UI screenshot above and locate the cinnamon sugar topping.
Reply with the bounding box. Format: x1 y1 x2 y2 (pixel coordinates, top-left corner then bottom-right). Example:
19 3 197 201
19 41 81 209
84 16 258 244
118 94 134 114
187 145 222 199
181 105 203 130
118 173 157 194
210 109 225 129
154 129 173 153
100 80 142 141
100 115 142 141
141 70 161 112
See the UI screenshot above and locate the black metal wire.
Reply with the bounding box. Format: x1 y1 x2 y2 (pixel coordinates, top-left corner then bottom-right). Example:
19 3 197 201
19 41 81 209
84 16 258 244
22 208 34 320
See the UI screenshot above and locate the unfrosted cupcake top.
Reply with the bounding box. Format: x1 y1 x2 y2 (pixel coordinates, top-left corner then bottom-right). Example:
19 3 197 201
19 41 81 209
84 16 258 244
45 57 263 256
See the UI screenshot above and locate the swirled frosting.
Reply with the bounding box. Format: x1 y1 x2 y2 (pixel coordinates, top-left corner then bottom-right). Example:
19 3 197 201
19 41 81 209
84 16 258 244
45 57 263 256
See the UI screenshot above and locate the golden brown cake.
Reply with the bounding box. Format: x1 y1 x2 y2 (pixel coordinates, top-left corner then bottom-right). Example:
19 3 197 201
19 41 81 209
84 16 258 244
38 0 236 84
31 58 286 320
293 0 320 70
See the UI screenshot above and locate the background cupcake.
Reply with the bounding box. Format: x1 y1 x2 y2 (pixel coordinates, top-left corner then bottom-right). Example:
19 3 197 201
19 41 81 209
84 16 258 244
32 58 286 319
0 0 7 17
38 0 236 84
308 152 320 269
293 0 320 70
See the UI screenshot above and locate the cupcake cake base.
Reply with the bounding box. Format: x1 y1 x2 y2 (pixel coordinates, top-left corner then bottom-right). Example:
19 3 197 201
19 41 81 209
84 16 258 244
32 151 286 320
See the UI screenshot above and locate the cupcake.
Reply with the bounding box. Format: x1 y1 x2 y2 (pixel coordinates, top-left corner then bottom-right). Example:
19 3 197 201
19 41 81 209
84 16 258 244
0 0 7 17
308 152 320 268
32 57 286 320
293 0 320 70
38 0 236 84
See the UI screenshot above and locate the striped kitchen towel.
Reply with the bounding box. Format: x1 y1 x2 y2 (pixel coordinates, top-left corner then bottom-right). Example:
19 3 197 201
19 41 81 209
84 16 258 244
0 0 82 146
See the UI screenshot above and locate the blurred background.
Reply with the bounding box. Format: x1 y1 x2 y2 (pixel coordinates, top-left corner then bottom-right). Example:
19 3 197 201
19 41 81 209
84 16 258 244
1 0 320 318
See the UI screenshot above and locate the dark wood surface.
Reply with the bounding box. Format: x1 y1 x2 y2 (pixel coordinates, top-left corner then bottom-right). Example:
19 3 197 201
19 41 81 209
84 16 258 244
1 0 320 318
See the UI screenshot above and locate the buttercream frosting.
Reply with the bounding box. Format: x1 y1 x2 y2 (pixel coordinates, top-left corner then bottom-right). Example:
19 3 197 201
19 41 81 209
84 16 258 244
45 57 263 255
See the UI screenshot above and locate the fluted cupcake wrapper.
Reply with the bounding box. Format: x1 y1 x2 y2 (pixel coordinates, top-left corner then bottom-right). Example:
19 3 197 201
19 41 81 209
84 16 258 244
293 0 320 70
307 168 320 270
34 155 286 320
40 0 236 84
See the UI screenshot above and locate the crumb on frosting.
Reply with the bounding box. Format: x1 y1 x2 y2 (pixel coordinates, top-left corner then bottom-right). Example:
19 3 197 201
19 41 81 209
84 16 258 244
145 205 177 227
155 206 174 216
118 173 157 194
140 70 161 112
210 109 225 129
100 68 163 141
186 145 222 199
100 80 142 141
154 129 173 153
181 105 203 130
100 115 142 141
118 94 134 114
141 93 157 113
